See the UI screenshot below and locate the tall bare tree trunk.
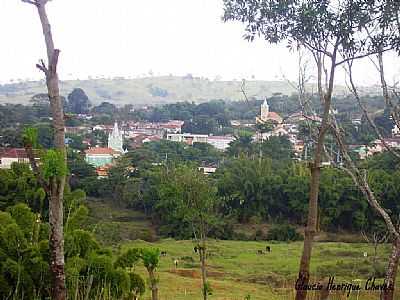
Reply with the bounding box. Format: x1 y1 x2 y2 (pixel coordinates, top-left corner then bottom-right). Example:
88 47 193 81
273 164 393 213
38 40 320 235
330 110 400 300
148 269 158 300
200 237 208 300
381 238 400 300
375 50 400 300
295 49 337 300
22 1 67 299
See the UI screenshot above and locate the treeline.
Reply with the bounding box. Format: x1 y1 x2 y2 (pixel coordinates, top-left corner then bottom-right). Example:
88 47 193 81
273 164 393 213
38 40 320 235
73 139 400 238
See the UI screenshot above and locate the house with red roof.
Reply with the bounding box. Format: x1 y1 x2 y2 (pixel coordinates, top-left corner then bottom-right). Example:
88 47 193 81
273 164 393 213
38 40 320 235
256 98 283 124
0 148 40 169
85 147 121 168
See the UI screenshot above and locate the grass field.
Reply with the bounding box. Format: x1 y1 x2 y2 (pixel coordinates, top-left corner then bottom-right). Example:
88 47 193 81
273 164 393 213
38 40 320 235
123 239 396 300
84 199 398 300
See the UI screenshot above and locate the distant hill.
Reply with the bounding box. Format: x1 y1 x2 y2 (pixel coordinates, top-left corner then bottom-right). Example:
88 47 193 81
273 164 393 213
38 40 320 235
0 76 373 107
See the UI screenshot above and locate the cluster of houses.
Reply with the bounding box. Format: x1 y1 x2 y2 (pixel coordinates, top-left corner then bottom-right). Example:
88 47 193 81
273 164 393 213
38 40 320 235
2 99 400 176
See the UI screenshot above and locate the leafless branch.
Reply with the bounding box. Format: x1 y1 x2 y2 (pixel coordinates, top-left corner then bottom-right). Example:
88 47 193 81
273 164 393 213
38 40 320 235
335 47 393 67
36 61 48 75
21 0 38 6
345 62 400 160
330 119 399 239
240 79 250 105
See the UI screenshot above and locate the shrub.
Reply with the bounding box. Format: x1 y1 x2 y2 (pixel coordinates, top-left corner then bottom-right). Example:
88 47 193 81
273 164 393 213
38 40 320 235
129 272 145 299
248 215 262 225
114 248 141 269
254 228 266 241
266 224 303 241
65 230 99 258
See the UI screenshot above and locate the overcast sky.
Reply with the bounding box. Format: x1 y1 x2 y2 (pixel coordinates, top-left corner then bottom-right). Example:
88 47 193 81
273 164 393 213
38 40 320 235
1 0 400 86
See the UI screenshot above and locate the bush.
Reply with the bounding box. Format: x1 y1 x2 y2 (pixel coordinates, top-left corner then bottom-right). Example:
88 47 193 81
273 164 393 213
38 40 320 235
129 272 145 298
266 224 303 241
232 231 252 241
254 228 267 241
248 215 262 225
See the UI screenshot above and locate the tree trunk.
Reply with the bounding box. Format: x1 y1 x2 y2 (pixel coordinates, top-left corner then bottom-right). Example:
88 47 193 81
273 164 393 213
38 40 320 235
200 240 208 300
381 238 400 300
36 2 67 299
295 49 337 300
149 269 158 300
331 119 400 300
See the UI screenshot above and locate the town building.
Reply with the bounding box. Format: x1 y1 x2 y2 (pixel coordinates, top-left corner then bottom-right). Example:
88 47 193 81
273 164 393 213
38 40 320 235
167 133 208 145
95 164 113 178
286 112 322 123
166 133 236 151
207 135 235 151
108 122 125 153
64 126 90 135
256 98 283 124
199 166 217 175
0 148 40 169
85 147 121 168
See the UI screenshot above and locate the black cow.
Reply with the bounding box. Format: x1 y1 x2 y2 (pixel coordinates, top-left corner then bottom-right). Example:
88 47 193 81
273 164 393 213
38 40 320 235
266 246 271 252
257 250 264 254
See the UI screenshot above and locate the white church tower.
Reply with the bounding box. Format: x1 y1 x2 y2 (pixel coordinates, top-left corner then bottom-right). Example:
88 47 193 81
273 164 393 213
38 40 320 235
108 122 124 153
260 98 269 122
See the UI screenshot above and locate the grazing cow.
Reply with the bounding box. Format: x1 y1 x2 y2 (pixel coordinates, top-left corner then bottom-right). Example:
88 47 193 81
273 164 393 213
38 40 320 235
257 250 264 255
266 246 271 252
161 251 167 256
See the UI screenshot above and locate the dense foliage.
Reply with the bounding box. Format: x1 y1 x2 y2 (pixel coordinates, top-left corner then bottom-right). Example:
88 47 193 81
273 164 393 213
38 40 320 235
79 136 400 238
0 164 151 299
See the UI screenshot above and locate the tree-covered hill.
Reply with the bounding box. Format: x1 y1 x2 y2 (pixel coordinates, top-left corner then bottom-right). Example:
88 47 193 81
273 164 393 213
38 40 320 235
0 76 367 107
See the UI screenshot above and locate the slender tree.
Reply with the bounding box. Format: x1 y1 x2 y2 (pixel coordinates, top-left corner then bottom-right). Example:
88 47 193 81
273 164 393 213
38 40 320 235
222 1 394 299
21 0 67 299
141 248 160 300
157 165 217 299
180 167 217 300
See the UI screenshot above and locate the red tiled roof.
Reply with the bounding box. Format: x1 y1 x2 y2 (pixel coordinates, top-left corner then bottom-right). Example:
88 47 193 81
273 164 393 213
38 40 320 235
1 148 27 158
1 148 41 159
161 124 181 129
85 147 117 155
268 112 283 122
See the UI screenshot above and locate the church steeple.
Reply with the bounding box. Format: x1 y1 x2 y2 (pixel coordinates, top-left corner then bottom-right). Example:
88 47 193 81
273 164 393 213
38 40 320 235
113 121 119 136
260 97 269 121
108 122 124 153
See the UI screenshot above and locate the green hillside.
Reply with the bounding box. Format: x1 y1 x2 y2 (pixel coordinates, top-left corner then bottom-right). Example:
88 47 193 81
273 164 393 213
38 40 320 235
0 76 356 107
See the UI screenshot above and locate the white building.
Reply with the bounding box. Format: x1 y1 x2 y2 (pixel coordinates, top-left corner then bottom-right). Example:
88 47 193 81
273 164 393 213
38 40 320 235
207 135 235 151
0 148 40 169
166 133 208 145
166 133 236 151
255 98 283 124
199 166 217 175
108 122 125 153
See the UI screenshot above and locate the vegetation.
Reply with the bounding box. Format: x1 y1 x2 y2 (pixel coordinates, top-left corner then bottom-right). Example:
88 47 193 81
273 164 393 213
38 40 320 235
3 0 400 299
0 76 355 106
